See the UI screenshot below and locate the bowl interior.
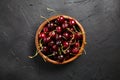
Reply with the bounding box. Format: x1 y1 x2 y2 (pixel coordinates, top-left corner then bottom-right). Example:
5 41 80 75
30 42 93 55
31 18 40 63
35 15 86 64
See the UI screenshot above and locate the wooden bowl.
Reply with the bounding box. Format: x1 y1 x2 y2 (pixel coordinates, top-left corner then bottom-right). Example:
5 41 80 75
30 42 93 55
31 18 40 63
35 15 86 64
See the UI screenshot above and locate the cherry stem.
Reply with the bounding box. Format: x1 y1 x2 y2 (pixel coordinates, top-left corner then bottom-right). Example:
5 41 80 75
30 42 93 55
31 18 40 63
47 53 54 57
67 28 75 43
62 45 70 54
71 40 76 45
40 15 50 24
39 39 43 50
73 26 78 32
83 49 86 55
67 28 75 34
28 50 38 58
47 7 58 14
58 48 62 55
62 36 67 40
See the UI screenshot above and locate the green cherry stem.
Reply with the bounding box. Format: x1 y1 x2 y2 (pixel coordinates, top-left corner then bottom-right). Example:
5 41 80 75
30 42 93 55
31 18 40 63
28 50 39 58
73 26 78 32
67 28 75 43
47 7 58 14
39 39 43 50
40 15 50 24
58 48 62 55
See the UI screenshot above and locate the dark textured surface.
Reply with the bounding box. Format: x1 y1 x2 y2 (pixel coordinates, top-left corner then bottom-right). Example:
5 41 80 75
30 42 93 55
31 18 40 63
0 0 120 80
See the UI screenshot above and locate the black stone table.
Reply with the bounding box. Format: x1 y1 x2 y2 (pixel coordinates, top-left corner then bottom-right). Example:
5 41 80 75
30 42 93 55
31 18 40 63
0 0 120 80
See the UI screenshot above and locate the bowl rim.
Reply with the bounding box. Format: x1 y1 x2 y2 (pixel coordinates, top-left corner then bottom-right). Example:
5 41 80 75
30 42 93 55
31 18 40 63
35 15 86 64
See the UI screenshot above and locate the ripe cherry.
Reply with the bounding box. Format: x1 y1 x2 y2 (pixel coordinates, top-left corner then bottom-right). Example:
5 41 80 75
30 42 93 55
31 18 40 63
48 41 54 46
43 27 49 33
75 42 80 47
57 16 64 23
52 45 58 51
63 32 70 39
69 19 76 26
47 22 54 30
57 55 64 62
70 28 74 31
39 33 46 39
62 41 69 48
43 37 51 43
49 31 56 38
42 46 48 52
66 49 71 54
56 40 62 46
75 32 83 39
56 26 62 33
72 47 79 54
62 23 69 29
56 34 62 40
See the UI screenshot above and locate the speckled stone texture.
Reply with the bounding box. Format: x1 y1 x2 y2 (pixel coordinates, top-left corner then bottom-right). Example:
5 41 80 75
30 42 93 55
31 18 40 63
0 0 120 80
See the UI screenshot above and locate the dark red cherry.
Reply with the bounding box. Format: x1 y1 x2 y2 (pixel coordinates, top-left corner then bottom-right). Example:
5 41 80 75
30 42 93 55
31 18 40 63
43 27 49 33
64 20 68 23
48 41 54 46
43 37 51 43
47 22 54 30
39 33 46 39
75 42 80 47
70 28 74 31
52 45 58 51
56 26 62 33
56 40 62 46
75 32 83 39
57 16 65 23
56 34 62 40
62 23 69 29
63 32 70 39
65 54 70 60
42 46 48 52
72 47 79 54
57 55 64 62
66 49 71 54
69 19 76 26
49 31 56 38
52 51 58 56
62 41 69 48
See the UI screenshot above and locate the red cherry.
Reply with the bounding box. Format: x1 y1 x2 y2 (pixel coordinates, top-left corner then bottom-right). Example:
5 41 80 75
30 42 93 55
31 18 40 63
57 55 64 62
56 34 62 40
56 26 62 33
75 32 83 39
72 47 79 54
39 33 46 39
70 28 74 31
43 37 51 43
49 31 56 38
52 45 58 51
43 27 48 33
48 41 54 46
47 22 54 30
75 42 80 47
42 46 48 52
62 23 69 29
64 20 68 23
62 41 69 48
69 19 76 26
57 16 64 23
66 49 71 54
63 32 70 39
56 40 62 47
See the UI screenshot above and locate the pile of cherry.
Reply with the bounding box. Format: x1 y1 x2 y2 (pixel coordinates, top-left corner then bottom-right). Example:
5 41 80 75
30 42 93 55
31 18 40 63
38 16 83 62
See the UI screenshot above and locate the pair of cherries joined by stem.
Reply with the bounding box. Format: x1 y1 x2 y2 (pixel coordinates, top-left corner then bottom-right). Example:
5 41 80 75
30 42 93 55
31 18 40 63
38 16 83 62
